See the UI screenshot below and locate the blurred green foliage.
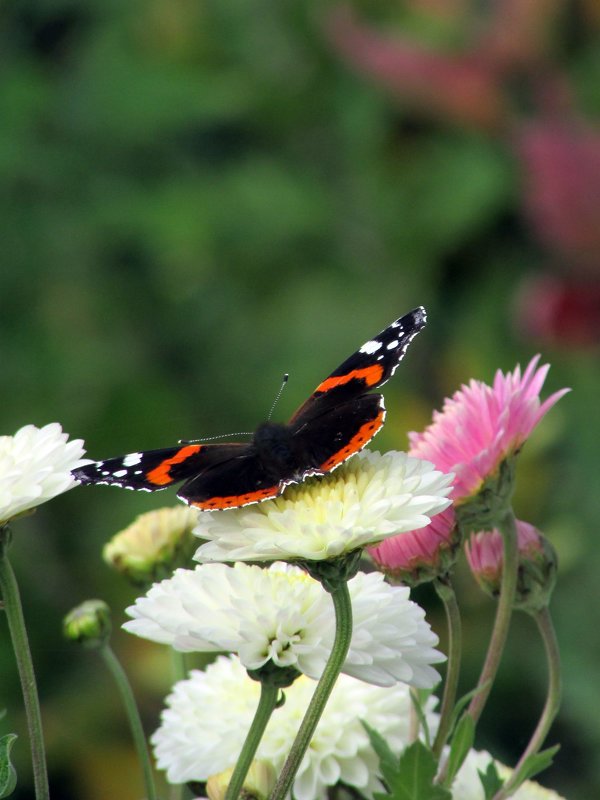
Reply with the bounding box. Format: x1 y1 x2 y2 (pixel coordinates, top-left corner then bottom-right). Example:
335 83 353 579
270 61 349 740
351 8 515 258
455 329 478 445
1 1 599 798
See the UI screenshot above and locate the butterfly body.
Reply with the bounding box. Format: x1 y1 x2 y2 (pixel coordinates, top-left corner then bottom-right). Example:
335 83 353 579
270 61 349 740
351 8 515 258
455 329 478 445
73 307 426 510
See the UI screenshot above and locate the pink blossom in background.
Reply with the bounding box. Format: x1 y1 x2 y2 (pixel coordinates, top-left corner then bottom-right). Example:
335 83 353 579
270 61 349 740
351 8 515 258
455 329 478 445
476 0 565 71
516 274 600 349
408 357 569 502
326 7 507 130
517 120 600 264
369 506 457 583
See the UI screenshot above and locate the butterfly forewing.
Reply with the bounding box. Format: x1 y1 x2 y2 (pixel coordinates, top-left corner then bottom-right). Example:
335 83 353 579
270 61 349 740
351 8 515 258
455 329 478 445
289 307 426 424
73 443 248 492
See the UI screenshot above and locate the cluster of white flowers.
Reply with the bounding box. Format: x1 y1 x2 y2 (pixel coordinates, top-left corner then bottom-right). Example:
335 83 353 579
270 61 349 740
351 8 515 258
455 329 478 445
0 419 565 800
152 655 438 800
153 657 565 800
123 447 456 796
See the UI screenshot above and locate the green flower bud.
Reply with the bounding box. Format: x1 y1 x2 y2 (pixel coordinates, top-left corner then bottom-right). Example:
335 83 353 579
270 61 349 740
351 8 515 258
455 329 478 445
103 506 199 586
63 600 111 648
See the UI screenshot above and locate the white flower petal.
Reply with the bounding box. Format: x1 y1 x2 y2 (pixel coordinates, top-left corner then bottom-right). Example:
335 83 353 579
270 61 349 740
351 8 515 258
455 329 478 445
0 423 87 524
124 561 444 688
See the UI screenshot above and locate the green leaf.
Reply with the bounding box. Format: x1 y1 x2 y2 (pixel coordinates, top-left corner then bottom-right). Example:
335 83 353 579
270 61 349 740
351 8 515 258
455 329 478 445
447 682 491 738
410 690 433 749
363 722 400 789
372 741 451 800
0 734 18 798
445 714 475 784
478 762 504 800
515 745 560 785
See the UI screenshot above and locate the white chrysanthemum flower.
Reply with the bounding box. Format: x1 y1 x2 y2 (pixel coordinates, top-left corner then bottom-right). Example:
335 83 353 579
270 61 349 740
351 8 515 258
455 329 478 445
124 561 444 687
193 450 453 563
453 750 567 800
0 423 88 525
152 655 439 800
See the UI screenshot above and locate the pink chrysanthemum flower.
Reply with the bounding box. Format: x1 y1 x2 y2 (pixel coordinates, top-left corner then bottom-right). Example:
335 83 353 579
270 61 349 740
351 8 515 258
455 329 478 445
466 520 557 611
408 356 569 503
369 506 458 587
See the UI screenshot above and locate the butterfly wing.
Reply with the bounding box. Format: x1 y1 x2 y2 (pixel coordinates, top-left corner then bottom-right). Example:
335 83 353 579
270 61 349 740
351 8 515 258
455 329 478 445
72 443 249 492
289 306 426 425
178 452 282 510
291 394 385 474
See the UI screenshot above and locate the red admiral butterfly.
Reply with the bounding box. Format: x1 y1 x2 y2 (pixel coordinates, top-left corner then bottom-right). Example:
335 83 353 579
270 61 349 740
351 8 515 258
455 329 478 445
73 307 426 510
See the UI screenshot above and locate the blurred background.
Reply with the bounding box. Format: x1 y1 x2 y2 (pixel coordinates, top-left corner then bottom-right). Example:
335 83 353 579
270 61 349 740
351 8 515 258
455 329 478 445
1 0 599 798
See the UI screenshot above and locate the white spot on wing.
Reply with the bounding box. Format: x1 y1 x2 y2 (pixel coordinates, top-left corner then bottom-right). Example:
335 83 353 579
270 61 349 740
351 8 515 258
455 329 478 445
123 453 142 467
113 469 128 478
386 339 399 350
360 339 382 355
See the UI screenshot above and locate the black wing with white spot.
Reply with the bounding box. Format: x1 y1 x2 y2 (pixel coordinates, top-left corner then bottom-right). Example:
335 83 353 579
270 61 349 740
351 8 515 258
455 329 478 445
289 307 426 424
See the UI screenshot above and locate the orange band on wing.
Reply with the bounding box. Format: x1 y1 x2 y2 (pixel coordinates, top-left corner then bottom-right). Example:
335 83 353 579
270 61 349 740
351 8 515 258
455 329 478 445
319 408 385 472
146 445 203 486
315 364 385 394
191 485 279 510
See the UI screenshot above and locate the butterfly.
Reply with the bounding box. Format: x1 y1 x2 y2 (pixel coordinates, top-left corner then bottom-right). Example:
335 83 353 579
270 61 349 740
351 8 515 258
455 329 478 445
73 307 427 510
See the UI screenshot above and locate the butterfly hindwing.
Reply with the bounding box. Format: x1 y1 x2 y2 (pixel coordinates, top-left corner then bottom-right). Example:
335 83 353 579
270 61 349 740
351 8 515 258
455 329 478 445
177 452 281 510
292 393 385 474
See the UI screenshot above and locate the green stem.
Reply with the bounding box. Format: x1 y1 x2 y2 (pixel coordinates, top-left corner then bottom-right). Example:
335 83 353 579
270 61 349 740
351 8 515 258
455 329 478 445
467 507 519 724
168 650 188 800
269 581 353 800
170 648 187 684
99 644 157 800
492 607 561 800
432 578 462 758
225 680 279 800
0 526 50 800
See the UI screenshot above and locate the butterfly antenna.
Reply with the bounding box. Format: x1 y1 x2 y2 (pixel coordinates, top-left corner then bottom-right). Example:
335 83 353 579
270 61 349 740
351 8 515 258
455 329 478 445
179 374 289 444
267 373 289 421
178 431 253 444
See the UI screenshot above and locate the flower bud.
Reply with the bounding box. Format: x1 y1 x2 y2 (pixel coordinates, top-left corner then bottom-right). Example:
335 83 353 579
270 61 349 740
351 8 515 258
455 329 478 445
103 506 199 586
63 600 112 648
466 520 557 612
206 761 276 800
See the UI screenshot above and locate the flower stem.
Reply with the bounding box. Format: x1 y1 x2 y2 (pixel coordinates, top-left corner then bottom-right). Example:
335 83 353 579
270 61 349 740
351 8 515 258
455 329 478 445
99 644 157 800
225 680 279 800
0 526 50 800
167 650 187 800
467 507 519 724
170 648 187 684
432 578 462 758
269 580 353 800
492 607 561 800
